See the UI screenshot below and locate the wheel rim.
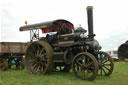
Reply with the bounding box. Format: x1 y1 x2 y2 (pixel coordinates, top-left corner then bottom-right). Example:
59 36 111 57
72 52 98 81
25 41 53 74
97 51 114 76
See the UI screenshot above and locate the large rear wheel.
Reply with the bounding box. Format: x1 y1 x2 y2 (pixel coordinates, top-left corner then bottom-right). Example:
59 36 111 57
25 41 53 74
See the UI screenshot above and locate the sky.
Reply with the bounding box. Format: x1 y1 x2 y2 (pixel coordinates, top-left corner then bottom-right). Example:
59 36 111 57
0 0 128 51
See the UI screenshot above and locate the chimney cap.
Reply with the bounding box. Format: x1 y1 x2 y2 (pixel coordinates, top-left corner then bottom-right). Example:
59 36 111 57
87 6 93 10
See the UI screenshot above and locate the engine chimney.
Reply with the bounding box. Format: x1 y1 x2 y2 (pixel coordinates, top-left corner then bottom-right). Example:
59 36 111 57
87 6 95 40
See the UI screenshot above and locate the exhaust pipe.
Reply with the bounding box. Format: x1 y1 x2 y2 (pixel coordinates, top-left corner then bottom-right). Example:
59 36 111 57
87 6 95 40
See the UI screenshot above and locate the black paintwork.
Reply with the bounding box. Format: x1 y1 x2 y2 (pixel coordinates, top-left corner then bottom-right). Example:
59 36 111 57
87 6 95 40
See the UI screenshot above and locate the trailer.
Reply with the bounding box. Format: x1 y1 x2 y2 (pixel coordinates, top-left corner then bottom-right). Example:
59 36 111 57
0 42 28 71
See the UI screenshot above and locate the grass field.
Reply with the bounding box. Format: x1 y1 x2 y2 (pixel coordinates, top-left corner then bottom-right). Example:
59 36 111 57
0 62 128 85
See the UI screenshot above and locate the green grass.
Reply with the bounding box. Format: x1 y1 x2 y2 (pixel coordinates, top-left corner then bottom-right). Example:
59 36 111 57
0 62 128 85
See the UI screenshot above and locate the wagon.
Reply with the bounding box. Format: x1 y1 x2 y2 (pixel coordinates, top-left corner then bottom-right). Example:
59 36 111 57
0 42 28 71
19 6 114 80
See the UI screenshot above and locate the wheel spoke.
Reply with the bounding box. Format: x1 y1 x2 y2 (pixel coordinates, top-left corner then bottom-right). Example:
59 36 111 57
80 70 85 76
82 56 86 64
100 68 102 76
31 45 36 50
29 57 39 63
87 57 90 63
27 51 31 56
36 50 40 56
104 64 111 66
40 65 44 71
36 64 41 72
40 56 47 62
76 60 82 66
28 51 37 58
30 46 37 54
102 68 107 75
103 66 110 71
87 69 92 73
32 62 39 69
33 63 42 73
87 62 93 67
100 54 102 63
29 59 36 63
76 65 80 71
27 51 33 56
103 60 109 64
41 53 47 57
88 66 95 69
103 55 107 59
39 48 45 56
42 58 48 62
41 61 47 68
37 44 40 50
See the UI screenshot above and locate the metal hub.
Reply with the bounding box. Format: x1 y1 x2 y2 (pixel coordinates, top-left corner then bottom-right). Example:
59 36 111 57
99 63 104 69
36 56 41 61
81 65 87 70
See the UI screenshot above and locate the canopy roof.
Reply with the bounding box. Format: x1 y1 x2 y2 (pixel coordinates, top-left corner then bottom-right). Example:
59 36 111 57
19 19 74 33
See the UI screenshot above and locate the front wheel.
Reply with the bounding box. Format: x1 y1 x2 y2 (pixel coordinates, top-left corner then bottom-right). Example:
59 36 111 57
72 52 98 81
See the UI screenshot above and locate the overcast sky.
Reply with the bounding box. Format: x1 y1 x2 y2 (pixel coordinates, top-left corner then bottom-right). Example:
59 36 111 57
0 0 128 51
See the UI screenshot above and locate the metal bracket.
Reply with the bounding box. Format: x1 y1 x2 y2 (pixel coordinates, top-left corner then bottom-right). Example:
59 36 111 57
30 29 39 42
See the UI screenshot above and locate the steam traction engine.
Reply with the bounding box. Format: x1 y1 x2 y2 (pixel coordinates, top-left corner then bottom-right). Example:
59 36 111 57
20 6 114 80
